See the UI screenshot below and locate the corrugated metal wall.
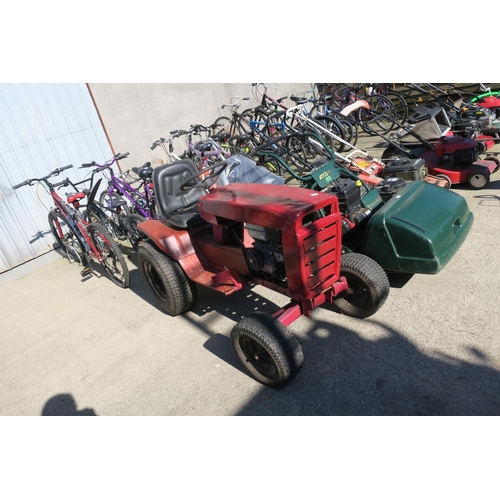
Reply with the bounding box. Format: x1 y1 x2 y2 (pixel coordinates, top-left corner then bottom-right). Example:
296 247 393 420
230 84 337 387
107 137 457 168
0 83 113 273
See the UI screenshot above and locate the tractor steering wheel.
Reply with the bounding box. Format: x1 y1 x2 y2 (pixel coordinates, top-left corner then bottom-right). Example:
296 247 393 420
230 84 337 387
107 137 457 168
179 160 229 191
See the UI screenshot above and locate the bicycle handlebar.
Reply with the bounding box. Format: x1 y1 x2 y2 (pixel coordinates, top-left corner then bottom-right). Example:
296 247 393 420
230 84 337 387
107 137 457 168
221 97 250 109
12 164 74 190
80 152 130 169
151 132 185 149
251 132 300 153
12 180 29 190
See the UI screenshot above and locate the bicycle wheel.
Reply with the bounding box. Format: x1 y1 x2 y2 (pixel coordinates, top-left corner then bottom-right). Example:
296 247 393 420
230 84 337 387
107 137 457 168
357 95 399 134
99 190 131 217
331 85 358 110
284 133 318 175
211 116 233 136
237 108 257 134
48 209 71 251
48 209 84 263
262 112 287 141
87 222 130 288
309 105 358 148
124 213 146 247
309 115 346 153
383 91 409 124
85 202 126 242
98 190 132 236
308 103 328 119
337 115 358 148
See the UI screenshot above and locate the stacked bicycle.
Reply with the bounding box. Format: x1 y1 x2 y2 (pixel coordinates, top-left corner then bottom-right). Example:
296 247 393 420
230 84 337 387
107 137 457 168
79 152 158 247
13 164 130 288
152 125 231 172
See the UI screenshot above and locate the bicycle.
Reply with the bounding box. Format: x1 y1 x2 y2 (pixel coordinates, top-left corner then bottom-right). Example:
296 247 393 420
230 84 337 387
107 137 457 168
211 96 253 136
363 83 409 124
12 164 130 288
164 125 230 170
210 97 264 152
289 87 359 147
249 83 353 154
80 152 159 246
151 133 184 163
327 84 401 133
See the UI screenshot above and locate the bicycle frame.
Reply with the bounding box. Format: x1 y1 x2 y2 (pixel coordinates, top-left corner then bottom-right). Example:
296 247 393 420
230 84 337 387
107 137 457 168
102 173 154 219
83 154 156 219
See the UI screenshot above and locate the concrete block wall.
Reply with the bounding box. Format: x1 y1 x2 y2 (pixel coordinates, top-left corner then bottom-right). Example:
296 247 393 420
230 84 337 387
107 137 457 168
87 83 313 170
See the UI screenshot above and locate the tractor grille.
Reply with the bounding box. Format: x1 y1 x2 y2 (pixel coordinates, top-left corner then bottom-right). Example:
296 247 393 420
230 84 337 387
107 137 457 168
304 220 340 291
291 212 341 298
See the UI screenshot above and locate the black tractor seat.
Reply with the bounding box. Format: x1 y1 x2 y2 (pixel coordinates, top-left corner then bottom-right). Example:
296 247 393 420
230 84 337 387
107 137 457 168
152 159 207 228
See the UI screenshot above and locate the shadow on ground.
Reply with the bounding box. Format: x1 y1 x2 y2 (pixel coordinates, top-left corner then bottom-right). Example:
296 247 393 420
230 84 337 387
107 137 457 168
168 283 500 416
121 241 500 416
41 394 97 416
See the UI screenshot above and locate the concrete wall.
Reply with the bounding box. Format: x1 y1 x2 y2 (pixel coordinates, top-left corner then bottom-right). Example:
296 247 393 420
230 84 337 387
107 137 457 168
87 83 313 170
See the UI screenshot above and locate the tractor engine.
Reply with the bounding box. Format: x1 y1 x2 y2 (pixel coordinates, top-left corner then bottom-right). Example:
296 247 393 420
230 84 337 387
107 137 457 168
245 224 285 280
434 136 482 167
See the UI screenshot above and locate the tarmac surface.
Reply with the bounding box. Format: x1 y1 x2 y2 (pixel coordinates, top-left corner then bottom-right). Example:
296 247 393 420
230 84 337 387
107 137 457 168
2 128 500 416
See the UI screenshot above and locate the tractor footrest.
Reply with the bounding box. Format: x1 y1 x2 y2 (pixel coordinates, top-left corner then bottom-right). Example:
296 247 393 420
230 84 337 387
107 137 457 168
190 267 243 296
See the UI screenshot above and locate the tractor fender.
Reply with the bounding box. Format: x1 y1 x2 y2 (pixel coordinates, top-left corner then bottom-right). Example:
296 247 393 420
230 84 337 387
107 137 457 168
137 219 196 262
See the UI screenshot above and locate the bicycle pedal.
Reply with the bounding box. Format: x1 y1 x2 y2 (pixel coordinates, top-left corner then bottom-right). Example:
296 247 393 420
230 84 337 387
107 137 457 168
81 267 92 277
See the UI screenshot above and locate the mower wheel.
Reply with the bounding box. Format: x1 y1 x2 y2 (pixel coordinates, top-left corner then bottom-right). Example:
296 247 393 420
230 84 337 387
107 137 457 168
230 312 304 388
468 172 490 190
333 253 390 319
435 174 452 189
484 155 500 173
137 241 197 315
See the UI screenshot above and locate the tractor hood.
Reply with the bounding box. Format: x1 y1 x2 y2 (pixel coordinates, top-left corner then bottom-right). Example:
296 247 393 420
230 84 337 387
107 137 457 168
362 181 473 274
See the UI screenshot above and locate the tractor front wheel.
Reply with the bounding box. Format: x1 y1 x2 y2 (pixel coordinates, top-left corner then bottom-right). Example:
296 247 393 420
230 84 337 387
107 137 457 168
230 312 304 388
333 253 390 319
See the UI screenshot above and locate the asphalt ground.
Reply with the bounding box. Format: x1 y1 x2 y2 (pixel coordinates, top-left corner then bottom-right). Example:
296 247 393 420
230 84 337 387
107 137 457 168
1 128 500 417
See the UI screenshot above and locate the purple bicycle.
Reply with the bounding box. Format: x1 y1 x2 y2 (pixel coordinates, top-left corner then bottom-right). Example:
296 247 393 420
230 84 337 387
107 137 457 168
80 152 158 246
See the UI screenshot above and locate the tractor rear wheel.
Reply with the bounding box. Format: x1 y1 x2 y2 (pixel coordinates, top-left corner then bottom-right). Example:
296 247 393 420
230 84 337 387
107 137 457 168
230 312 304 388
137 241 197 315
333 253 390 319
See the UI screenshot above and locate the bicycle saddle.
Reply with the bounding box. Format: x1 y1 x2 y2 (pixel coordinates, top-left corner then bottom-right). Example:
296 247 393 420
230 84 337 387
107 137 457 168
290 96 308 104
195 141 218 153
67 192 86 205
132 162 153 179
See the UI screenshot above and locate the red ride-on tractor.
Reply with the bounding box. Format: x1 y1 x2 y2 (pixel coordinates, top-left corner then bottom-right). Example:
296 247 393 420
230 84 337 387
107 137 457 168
136 159 389 388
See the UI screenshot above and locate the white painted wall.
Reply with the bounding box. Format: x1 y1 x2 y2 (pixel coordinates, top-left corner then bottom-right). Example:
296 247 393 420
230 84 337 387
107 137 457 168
0 83 113 272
